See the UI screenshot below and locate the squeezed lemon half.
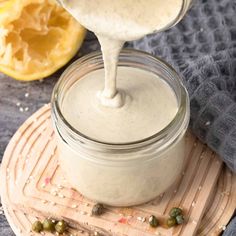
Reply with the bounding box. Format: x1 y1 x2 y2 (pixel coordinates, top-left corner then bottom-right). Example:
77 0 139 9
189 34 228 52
0 0 86 81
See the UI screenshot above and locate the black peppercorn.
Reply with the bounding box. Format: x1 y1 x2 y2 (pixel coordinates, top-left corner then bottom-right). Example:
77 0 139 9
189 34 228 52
167 217 177 227
43 219 55 232
148 215 159 228
55 220 67 234
176 214 185 225
169 207 183 218
32 221 43 233
92 203 104 216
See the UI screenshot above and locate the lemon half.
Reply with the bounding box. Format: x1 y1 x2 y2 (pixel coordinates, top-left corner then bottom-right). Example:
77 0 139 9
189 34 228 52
0 0 86 81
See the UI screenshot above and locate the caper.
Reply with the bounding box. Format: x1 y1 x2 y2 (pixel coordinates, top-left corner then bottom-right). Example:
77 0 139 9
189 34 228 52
167 217 177 228
169 207 183 218
32 220 43 233
43 218 55 232
176 214 185 225
92 203 104 216
148 215 159 228
55 220 67 234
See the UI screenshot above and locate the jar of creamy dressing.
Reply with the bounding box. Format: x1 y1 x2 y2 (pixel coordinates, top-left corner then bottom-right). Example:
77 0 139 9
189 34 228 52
51 49 190 206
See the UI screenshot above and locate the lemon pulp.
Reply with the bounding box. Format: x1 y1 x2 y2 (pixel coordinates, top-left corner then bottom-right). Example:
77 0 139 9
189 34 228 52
0 0 86 80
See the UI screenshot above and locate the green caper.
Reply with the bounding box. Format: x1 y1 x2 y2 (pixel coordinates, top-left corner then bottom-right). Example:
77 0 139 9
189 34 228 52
32 220 43 233
55 220 67 234
169 207 183 218
43 218 55 232
167 217 177 228
176 214 185 225
92 203 104 216
148 215 159 228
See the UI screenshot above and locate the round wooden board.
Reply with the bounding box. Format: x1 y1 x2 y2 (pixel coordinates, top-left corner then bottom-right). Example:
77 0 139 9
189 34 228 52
0 104 235 236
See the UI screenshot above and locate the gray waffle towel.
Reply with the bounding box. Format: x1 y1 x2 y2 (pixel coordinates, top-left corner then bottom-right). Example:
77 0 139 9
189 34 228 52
130 0 236 173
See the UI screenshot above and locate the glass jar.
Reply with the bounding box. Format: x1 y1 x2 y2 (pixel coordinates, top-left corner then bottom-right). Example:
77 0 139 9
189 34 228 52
51 49 190 206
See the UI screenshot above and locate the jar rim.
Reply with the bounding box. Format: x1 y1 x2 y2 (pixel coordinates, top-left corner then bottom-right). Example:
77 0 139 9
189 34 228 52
51 49 189 150
153 0 191 33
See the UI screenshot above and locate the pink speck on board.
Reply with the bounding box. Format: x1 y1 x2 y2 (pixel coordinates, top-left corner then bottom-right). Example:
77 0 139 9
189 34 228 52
44 177 51 185
118 217 127 224
70 188 78 198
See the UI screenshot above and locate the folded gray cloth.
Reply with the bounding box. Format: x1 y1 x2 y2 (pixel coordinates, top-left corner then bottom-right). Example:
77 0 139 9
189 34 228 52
130 0 236 173
183 51 236 172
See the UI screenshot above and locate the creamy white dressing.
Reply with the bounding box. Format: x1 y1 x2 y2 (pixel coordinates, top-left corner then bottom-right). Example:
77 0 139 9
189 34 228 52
62 67 178 143
60 0 182 106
